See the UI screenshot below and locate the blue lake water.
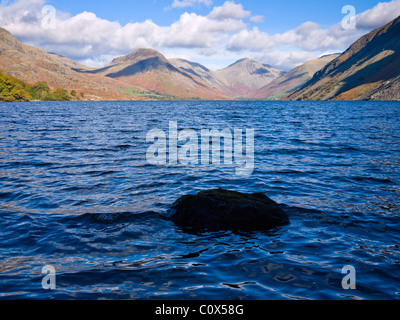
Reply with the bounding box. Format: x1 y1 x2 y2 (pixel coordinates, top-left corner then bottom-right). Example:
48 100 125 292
0 100 399 300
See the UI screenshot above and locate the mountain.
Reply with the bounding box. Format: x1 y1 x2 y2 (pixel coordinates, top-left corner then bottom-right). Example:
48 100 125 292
251 54 339 100
96 49 287 99
1 28 284 100
3 14 400 102
215 58 285 97
170 57 286 98
359 74 400 100
0 28 137 100
93 48 228 99
288 15 400 101
169 58 230 92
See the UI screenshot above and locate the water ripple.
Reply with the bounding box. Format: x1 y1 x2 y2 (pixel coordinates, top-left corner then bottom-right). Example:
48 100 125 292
0 101 399 300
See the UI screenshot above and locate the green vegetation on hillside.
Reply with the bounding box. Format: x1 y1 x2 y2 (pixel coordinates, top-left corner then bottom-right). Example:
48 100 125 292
0 69 84 102
121 87 201 101
0 69 31 102
30 81 50 100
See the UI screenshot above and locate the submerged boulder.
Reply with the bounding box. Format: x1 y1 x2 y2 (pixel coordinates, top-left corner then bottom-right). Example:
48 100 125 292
170 189 289 231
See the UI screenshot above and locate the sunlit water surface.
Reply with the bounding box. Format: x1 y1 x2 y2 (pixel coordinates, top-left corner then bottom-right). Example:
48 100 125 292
0 101 399 300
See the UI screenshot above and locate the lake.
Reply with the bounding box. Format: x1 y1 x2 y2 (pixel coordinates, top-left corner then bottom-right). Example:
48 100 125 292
0 100 399 299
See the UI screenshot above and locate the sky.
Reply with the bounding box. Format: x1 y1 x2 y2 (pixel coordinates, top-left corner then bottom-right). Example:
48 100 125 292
1 0 400 70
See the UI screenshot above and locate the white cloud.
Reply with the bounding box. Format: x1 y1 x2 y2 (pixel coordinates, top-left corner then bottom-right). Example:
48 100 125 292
1 0 399 71
271 0 400 51
163 12 246 48
164 51 192 61
208 1 250 20
171 0 213 9
81 55 117 68
250 15 264 23
227 27 273 51
0 0 246 61
226 0 400 68
356 0 400 29
270 21 362 52
255 50 320 70
227 19 366 56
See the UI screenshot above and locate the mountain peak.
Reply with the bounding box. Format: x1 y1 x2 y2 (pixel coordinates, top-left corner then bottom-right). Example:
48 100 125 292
228 58 253 67
222 57 282 74
226 58 274 70
216 57 285 96
110 48 167 65
237 57 252 63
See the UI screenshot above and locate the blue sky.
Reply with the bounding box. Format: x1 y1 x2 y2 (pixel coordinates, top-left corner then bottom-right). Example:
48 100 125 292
1 0 400 70
46 0 387 31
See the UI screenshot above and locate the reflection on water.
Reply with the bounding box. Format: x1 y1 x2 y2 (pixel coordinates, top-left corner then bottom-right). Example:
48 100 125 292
0 101 399 299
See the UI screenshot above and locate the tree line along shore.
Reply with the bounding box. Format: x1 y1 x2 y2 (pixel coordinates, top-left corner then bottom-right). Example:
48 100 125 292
0 69 84 102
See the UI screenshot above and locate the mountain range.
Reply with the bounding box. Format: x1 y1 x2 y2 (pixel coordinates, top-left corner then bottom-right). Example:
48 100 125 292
1 14 399 101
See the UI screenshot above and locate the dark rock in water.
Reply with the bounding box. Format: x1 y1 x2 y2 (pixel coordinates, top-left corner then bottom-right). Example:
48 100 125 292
170 189 289 231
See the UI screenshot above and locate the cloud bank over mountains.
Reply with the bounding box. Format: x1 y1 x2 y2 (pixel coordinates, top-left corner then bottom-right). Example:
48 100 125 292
1 0 400 69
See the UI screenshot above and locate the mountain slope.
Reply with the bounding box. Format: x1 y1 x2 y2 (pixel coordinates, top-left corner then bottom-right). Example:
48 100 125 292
359 74 400 100
0 27 139 100
94 49 228 99
215 58 285 97
169 58 229 91
252 54 339 100
288 15 400 101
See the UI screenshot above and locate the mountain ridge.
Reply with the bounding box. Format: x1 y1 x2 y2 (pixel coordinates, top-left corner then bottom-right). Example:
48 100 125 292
215 58 286 97
288 15 400 101
252 54 340 100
